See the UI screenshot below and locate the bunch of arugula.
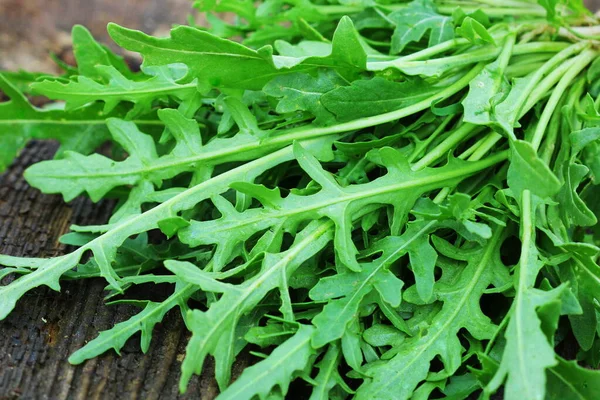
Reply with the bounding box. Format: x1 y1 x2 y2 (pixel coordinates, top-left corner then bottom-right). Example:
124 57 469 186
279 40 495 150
1 0 600 398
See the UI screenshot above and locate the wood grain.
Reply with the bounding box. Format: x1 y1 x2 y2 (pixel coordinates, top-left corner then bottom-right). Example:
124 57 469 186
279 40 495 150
0 0 196 73
0 142 219 399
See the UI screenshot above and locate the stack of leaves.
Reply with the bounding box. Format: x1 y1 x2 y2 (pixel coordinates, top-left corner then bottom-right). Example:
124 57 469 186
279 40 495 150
2 0 600 398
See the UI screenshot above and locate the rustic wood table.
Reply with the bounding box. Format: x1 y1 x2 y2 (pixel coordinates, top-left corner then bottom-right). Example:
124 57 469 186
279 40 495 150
1 0 599 399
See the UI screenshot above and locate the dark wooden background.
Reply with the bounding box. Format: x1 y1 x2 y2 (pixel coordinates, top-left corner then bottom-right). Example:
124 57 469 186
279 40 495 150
0 0 599 399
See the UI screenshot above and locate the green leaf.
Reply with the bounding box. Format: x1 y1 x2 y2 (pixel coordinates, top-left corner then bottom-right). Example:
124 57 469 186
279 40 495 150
216 325 315 400
0 253 80 319
23 109 215 201
309 343 349 400
357 228 507 400
321 77 441 122
69 284 195 363
388 0 454 54
32 65 199 118
558 252 600 351
507 140 561 198
107 23 285 91
24 118 159 202
556 163 597 227
462 34 514 127
264 70 346 125
547 357 600 399
455 17 495 45
487 191 559 400
71 24 134 81
179 221 333 391
0 74 112 173
269 16 367 77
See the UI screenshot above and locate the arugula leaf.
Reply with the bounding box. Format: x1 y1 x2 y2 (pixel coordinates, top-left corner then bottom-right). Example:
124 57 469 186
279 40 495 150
71 24 134 81
321 76 441 122
178 220 333 390
270 16 367 77
31 65 199 118
455 16 495 45
0 74 113 172
358 228 507 400
217 325 315 400
462 33 514 126
24 109 226 201
487 192 560 400
547 357 600 399
507 140 561 199
107 23 287 91
388 0 454 54
69 283 196 363
309 343 350 400
264 70 346 125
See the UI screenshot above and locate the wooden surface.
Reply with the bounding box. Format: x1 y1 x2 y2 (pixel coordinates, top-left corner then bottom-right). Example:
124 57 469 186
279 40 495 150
0 0 195 73
0 142 224 400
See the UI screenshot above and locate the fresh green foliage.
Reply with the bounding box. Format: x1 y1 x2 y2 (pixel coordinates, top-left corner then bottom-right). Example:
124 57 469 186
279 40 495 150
388 0 454 54
1 0 599 399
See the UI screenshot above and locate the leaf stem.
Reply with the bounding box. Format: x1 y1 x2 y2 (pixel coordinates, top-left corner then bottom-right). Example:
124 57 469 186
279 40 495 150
531 49 597 151
433 131 503 203
408 114 455 163
368 42 569 75
411 123 482 171
542 78 586 165
523 42 591 115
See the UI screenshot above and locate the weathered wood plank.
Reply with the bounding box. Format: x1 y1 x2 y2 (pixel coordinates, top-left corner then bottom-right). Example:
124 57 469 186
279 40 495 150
0 142 217 399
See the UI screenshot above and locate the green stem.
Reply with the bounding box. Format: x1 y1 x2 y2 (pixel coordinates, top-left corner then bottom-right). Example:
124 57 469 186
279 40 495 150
499 33 517 71
433 131 503 203
524 42 591 114
484 307 511 355
507 41 590 128
531 49 597 151
540 90 569 165
411 123 483 171
469 132 503 161
369 42 569 74
506 61 546 78
519 190 534 288
408 114 455 163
